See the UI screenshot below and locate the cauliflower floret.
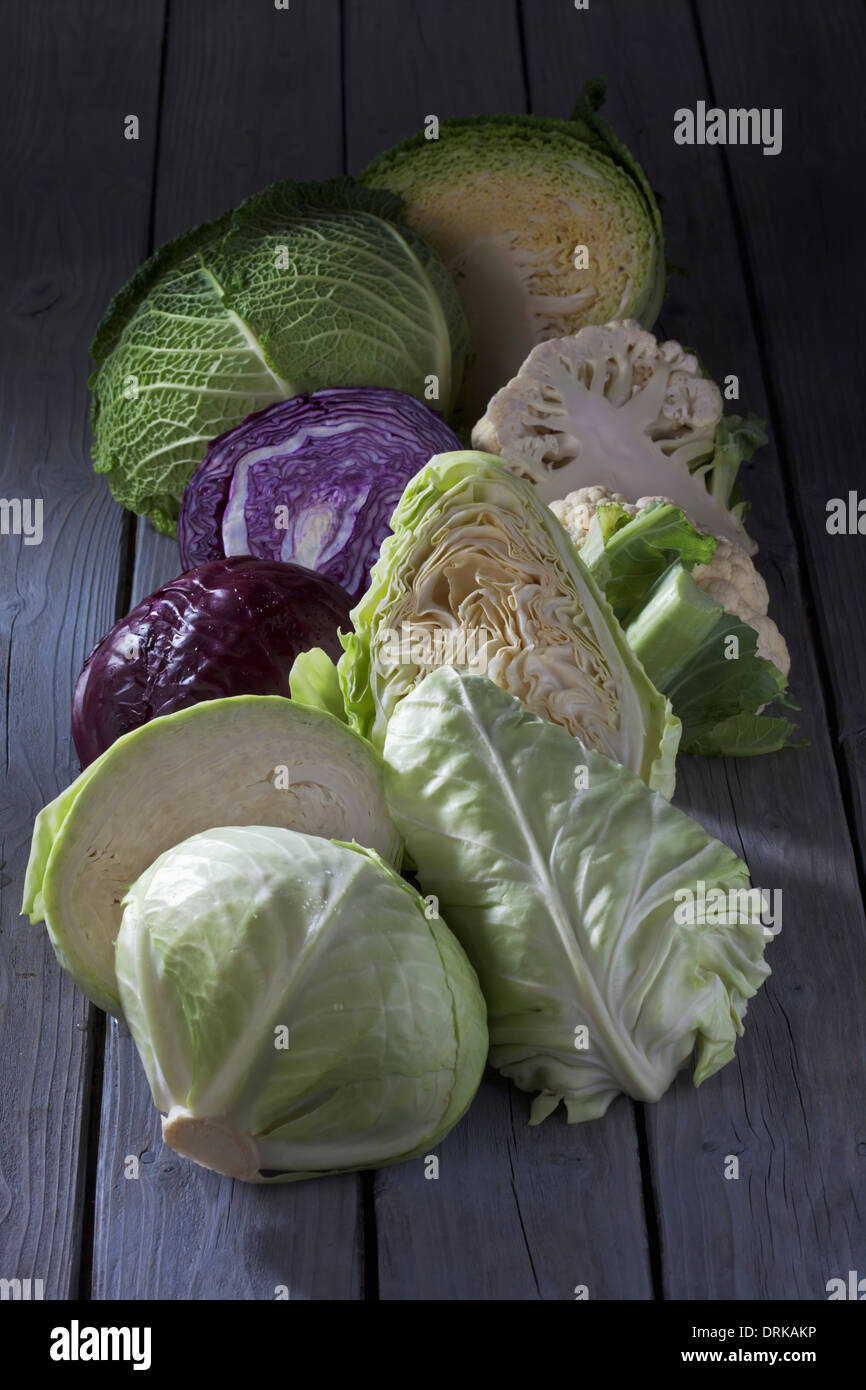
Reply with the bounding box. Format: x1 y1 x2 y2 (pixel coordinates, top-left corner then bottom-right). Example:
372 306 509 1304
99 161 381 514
692 535 769 615
549 486 640 539
692 538 789 675
550 485 677 544
551 486 791 677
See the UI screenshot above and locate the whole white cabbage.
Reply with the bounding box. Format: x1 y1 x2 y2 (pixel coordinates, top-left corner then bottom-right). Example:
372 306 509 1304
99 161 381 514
117 826 487 1181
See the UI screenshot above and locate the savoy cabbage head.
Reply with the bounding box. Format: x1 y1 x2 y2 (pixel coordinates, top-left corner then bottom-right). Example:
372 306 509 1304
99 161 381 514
89 178 468 534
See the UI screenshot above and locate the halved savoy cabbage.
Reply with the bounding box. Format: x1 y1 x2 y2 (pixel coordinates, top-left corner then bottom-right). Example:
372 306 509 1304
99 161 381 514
339 450 680 797
22 696 399 1015
362 83 665 420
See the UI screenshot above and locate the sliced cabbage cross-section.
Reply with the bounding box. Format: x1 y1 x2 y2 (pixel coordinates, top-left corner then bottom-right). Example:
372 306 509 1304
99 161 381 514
473 320 765 551
22 696 400 1015
362 101 665 421
339 450 680 796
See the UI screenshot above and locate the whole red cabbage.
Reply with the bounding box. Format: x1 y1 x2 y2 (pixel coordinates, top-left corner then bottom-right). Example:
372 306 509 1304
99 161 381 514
177 388 461 601
72 557 352 767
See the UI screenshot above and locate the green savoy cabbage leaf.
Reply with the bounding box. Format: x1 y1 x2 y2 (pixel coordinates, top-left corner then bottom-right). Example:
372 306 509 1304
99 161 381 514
116 826 487 1181
90 178 468 533
383 668 771 1123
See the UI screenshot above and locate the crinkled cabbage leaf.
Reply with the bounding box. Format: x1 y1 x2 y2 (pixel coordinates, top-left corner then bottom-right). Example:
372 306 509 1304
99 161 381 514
90 179 468 533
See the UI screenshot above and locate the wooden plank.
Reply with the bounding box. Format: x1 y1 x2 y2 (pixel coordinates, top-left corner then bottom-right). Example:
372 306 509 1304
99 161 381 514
374 1074 650 1301
94 1021 362 1301
522 0 866 1297
694 0 866 866
344 0 524 172
344 0 654 1300
0 1 164 1298
88 0 365 1301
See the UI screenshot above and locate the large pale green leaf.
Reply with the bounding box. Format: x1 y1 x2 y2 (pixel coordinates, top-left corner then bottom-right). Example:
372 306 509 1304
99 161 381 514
383 668 770 1123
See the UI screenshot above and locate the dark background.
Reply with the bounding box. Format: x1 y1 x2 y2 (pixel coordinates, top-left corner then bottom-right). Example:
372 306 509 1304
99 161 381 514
1 0 864 1300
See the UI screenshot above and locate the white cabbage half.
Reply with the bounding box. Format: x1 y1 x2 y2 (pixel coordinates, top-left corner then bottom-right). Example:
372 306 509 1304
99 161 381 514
22 696 400 1014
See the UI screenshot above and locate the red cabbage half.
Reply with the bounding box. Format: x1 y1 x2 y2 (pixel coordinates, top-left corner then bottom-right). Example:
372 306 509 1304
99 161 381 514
72 557 352 766
177 388 462 601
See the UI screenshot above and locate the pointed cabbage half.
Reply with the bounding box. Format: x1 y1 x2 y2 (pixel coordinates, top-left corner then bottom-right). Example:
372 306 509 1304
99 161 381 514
339 450 680 796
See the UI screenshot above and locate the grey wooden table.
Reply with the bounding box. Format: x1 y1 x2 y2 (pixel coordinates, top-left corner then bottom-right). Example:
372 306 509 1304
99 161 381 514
2 0 864 1301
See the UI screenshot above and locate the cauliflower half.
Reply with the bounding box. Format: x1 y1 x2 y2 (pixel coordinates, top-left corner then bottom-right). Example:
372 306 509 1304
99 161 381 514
473 320 764 552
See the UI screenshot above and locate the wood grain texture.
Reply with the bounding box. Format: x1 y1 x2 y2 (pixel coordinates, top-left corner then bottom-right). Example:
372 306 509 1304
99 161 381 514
344 0 527 173
522 0 866 1298
694 0 866 875
89 0 365 1302
345 0 653 1300
93 1020 362 1301
0 1 164 1297
373 1073 651 1300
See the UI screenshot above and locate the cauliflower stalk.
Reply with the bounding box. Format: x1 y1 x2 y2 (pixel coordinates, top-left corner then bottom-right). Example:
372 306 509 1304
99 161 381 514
547 487 797 757
473 320 766 552
551 485 790 676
